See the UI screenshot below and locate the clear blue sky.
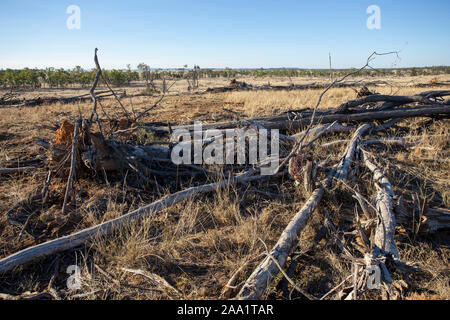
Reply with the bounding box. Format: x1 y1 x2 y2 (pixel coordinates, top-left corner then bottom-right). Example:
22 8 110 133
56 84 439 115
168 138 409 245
0 0 449 69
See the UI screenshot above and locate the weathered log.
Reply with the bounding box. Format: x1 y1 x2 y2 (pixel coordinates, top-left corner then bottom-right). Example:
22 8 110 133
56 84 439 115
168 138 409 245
291 122 356 140
204 81 384 94
394 199 450 234
89 48 103 124
0 169 284 274
237 187 325 300
361 150 399 258
335 123 372 180
336 90 450 113
220 254 265 299
2 157 45 168
0 91 123 108
61 120 80 215
237 123 372 299
0 167 38 175
322 134 448 148
161 105 450 133
421 208 450 233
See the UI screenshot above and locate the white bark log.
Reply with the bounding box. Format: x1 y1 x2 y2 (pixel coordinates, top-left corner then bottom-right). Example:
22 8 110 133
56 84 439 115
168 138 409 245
0 170 278 274
237 124 372 299
291 123 356 140
361 151 398 258
334 123 372 181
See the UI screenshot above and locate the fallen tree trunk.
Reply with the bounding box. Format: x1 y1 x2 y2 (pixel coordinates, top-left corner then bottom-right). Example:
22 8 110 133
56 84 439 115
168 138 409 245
237 123 372 299
336 90 450 113
321 134 448 148
361 150 399 258
61 120 80 215
205 80 384 94
420 208 450 233
237 186 326 300
291 122 356 140
0 169 284 274
0 166 38 175
394 200 450 234
0 91 125 108
161 105 450 133
335 124 372 180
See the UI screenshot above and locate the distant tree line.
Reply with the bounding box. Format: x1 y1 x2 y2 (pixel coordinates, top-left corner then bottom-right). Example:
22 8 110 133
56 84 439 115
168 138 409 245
0 67 140 89
1 65 449 89
204 66 450 79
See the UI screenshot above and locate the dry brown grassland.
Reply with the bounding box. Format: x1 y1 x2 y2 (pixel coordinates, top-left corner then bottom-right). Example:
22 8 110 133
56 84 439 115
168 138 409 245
0 74 448 300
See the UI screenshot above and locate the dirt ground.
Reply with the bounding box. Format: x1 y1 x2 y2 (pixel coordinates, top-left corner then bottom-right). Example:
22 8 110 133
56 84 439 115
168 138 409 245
0 75 449 300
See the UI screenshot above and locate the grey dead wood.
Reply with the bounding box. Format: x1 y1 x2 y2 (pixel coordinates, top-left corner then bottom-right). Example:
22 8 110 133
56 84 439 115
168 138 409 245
336 90 450 113
394 199 450 234
322 134 448 149
0 170 283 274
291 122 356 140
334 123 372 181
0 166 38 174
237 123 372 300
357 150 400 298
89 48 102 124
416 208 450 233
61 120 81 215
161 105 450 133
361 150 398 258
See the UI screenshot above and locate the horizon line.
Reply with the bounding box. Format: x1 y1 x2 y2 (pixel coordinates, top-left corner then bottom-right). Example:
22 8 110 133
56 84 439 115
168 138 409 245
1 65 449 71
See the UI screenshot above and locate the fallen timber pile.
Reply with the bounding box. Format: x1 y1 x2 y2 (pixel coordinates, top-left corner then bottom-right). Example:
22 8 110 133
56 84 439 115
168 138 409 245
204 79 386 94
0 90 130 108
1 50 449 301
154 104 450 134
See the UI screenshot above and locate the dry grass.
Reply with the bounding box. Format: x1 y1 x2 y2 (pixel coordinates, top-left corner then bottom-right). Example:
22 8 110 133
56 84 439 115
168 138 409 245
0 75 448 300
223 85 450 117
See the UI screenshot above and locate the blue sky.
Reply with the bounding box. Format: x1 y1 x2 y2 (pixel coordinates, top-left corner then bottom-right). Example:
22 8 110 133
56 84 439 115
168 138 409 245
0 0 449 69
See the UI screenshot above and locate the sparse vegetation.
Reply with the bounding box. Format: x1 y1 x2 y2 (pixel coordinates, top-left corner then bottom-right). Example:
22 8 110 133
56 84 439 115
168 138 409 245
1 66 449 90
0 63 448 301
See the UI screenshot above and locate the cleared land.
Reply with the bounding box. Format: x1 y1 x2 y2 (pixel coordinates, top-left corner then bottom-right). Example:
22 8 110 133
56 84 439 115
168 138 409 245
0 73 449 300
